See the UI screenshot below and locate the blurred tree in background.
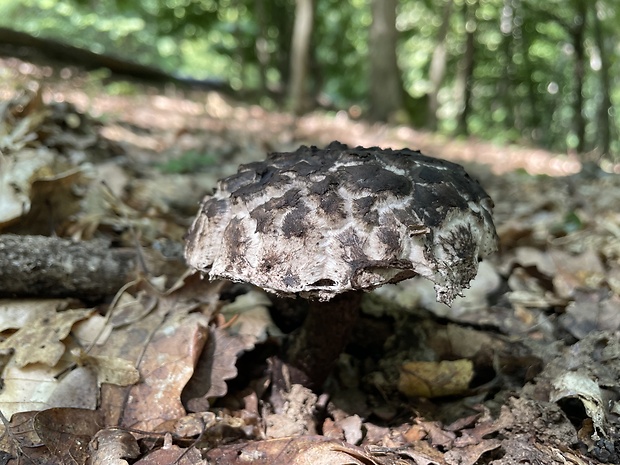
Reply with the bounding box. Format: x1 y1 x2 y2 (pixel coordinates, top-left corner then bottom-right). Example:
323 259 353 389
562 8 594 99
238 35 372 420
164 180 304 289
0 0 617 159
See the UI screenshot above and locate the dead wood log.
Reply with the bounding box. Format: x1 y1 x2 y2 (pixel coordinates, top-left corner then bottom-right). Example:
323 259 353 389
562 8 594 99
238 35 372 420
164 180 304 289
0 234 142 301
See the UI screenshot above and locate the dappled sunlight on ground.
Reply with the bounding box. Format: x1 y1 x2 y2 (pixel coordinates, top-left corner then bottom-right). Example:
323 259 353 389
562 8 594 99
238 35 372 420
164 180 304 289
0 57 582 178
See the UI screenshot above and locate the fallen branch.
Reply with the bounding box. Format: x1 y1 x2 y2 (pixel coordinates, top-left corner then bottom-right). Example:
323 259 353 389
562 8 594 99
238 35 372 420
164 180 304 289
0 234 141 301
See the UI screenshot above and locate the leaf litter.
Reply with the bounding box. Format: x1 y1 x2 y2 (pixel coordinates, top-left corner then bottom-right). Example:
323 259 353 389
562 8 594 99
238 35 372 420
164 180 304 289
0 59 618 464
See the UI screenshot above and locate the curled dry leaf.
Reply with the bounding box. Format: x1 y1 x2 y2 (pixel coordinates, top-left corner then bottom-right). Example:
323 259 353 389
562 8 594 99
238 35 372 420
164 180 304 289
89 428 140 465
550 372 608 440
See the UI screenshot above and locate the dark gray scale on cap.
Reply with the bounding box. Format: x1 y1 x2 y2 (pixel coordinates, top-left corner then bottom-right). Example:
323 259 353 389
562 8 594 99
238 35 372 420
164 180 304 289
185 141 498 304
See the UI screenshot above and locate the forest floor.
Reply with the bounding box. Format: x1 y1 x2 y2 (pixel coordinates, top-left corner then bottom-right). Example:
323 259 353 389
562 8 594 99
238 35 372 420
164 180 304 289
0 57 619 465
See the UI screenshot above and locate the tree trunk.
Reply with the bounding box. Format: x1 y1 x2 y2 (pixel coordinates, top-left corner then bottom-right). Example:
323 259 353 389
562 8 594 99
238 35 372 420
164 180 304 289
499 0 516 132
255 0 268 95
517 1 542 144
592 0 612 157
368 0 403 122
570 0 587 153
289 0 314 115
455 0 476 136
427 0 453 131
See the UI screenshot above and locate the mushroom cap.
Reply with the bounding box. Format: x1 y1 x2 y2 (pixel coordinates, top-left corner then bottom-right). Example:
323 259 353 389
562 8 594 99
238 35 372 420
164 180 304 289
185 142 498 304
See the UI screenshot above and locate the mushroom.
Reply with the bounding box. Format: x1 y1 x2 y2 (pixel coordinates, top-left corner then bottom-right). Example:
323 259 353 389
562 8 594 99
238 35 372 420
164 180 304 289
185 141 498 387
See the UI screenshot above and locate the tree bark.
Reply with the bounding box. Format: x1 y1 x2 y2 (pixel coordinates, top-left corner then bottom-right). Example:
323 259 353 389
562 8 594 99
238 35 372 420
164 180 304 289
368 0 403 122
289 0 315 115
517 1 542 144
255 0 269 95
455 0 477 136
570 0 587 153
592 0 612 156
427 0 454 131
499 0 516 132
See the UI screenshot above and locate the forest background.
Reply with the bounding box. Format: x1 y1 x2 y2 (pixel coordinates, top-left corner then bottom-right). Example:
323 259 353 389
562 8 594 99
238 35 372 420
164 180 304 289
2 0 617 163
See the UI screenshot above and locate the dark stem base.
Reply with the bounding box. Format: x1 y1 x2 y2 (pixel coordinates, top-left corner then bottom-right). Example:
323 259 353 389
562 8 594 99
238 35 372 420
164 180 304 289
286 291 362 388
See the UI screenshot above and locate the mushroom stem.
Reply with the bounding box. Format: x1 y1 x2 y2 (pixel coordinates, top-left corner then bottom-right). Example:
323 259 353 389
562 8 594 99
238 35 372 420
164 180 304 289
287 291 363 388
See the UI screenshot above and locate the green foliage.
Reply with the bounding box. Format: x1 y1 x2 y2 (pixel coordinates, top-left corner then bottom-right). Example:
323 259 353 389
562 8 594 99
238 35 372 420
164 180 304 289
1 0 618 159
157 150 216 174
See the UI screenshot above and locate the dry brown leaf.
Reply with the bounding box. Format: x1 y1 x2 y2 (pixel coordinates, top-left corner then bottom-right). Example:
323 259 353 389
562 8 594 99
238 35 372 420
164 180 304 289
133 443 204 465
444 439 502 465
560 291 620 339
0 306 92 367
0 298 67 332
416 420 456 449
395 440 449 465
550 248 606 299
220 290 283 350
0 363 61 418
206 436 383 465
398 360 474 398
265 384 318 439
96 277 224 428
107 290 158 328
33 407 104 465
116 312 209 430
46 365 98 410
77 352 141 386
183 325 245 412
0 149 54 227
0 410 48 463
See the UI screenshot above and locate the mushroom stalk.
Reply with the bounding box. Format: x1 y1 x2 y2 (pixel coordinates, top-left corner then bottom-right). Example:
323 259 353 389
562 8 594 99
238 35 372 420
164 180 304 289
287 291 362 388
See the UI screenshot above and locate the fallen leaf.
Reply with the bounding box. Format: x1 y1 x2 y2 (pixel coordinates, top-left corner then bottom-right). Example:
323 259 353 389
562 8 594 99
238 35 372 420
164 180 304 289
265 384 318 438
134 443 204 465
444 438 502 465
77 352 141 386
398 360 474 398
0 306 92 367
550 371 608 440
0 149 53 227
0 298 67 332
183 326 245 412
206 436 383 465
0 363 60 418
34 408 104 465
47 365 98 410
550 248 606 299
559 291 620 339
220 289 283 350
0 411 49 463
115 312 209 430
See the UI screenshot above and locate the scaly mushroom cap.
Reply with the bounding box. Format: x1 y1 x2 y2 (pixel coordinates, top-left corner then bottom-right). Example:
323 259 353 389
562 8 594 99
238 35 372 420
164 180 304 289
185 142 498 304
